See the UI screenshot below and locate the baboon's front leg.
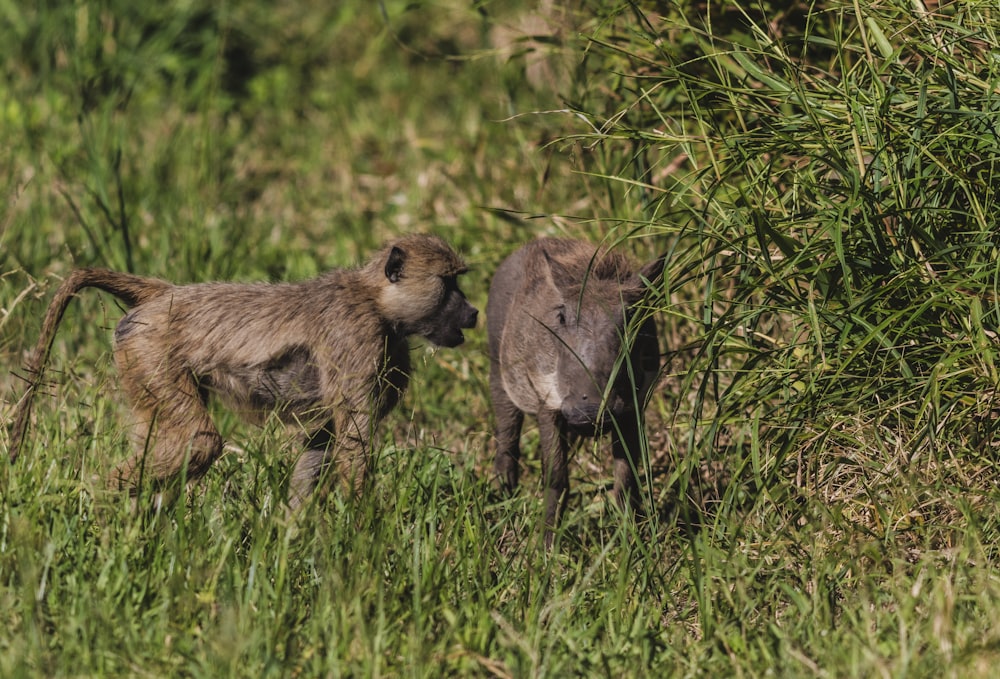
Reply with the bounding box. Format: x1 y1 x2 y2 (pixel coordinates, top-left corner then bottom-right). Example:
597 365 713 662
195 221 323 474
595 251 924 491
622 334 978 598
538 409 570 549
289 410 373 509
330 409 373 495
288 422 334 509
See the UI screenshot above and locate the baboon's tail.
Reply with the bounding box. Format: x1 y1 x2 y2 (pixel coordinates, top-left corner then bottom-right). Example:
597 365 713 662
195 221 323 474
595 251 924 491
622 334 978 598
8 268 172 462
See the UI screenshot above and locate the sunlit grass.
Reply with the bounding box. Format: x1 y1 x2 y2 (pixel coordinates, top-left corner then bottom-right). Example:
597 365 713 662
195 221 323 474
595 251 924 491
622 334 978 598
3 0 1000 676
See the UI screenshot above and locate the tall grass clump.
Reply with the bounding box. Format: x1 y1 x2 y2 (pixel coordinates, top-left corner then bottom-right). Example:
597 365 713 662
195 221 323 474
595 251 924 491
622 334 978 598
524 0 1000 669
564 0 1000 525
6 0 1000 675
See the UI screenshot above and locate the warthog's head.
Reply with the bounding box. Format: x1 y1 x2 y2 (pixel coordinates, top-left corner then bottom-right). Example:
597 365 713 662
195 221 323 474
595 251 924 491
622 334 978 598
533 248 664 435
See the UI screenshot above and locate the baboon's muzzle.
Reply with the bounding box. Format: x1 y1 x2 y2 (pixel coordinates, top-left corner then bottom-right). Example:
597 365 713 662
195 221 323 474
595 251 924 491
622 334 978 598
459 303 478 329
431 300 478 347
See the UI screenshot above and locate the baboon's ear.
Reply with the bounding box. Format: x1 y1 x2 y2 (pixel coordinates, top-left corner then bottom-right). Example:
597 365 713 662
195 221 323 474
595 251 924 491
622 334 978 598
386 246 405 283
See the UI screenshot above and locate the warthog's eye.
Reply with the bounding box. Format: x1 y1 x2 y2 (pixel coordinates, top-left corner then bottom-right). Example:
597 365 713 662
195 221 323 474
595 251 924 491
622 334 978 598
556 305 567 326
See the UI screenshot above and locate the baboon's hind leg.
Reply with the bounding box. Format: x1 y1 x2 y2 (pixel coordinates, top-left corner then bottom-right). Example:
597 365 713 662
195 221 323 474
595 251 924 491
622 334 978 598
112 352 222 495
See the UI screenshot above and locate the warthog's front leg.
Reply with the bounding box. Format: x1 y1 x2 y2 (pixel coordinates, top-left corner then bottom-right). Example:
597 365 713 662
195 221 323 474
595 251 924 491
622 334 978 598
611 412 645 512
491 361 525 493
538 409 570 548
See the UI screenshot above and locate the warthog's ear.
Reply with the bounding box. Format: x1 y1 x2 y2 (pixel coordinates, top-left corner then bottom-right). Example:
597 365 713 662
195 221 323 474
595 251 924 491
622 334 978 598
625 254 666 302
542 250 575 290
385 246 405 283
639 254 666 286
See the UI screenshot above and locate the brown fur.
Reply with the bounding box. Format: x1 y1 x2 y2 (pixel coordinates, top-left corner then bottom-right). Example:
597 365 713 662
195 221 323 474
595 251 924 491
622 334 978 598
8 234 478 507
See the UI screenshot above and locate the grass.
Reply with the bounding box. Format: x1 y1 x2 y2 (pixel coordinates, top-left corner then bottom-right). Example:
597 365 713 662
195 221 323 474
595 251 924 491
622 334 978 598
4 0 1000 676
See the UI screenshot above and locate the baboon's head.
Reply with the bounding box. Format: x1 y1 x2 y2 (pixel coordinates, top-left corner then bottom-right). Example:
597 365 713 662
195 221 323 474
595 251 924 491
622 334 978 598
375 234 479 347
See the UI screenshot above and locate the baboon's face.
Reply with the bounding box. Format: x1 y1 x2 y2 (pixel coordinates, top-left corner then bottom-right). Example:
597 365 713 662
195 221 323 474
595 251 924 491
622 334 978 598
413 273 479 347
377 236 479 346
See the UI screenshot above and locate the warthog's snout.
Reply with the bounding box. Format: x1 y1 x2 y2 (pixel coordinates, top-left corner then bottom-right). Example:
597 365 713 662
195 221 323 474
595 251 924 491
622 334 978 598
560 393 627 434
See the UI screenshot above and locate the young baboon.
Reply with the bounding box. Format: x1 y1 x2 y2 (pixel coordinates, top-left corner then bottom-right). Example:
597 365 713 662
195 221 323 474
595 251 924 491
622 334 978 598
8 234 478 507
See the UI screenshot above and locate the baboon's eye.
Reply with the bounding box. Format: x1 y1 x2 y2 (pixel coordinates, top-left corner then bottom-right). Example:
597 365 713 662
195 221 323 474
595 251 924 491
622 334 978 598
386 246 406 283
440 275 457 299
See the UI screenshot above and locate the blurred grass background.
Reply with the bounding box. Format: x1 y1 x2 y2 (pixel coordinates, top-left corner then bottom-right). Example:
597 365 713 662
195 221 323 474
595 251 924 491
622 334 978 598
3 0 1000 676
